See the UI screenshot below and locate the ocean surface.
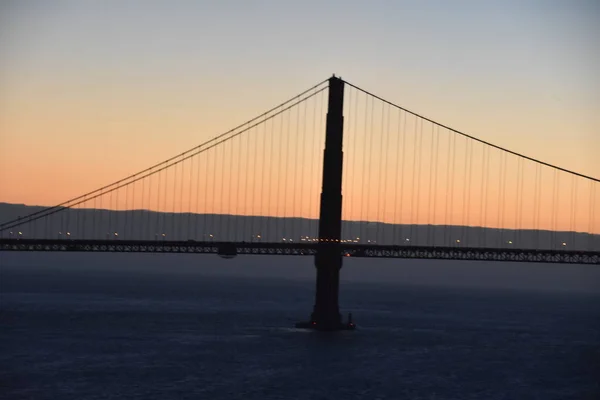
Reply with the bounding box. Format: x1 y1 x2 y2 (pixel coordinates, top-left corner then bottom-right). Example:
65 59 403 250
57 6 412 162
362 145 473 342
1 253 599 400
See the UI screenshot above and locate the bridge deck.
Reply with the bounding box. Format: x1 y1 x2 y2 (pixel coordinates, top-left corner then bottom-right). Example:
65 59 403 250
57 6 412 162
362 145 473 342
1 239 598 265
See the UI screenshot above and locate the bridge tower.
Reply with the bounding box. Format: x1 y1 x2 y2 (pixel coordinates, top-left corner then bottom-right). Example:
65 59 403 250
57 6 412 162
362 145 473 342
296 75 354 331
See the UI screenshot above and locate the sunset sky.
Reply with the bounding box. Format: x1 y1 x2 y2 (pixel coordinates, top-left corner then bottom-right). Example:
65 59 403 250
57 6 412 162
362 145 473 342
1 1 598 232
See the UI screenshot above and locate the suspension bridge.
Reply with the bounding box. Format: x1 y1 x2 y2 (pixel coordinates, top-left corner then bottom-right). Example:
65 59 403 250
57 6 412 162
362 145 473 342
1 75 599 330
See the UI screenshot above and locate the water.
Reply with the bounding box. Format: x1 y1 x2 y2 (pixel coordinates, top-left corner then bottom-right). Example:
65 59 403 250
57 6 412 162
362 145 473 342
1 253 599 399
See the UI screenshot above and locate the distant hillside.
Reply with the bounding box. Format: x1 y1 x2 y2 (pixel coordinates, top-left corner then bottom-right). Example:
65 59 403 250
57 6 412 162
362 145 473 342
1 202 598 251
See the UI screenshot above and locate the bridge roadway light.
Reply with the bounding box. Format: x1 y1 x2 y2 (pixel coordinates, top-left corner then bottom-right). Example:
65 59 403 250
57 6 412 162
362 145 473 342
562 242 567 246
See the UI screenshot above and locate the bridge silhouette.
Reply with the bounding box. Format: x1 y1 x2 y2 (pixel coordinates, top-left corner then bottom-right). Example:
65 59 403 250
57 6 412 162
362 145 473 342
1 76 599 330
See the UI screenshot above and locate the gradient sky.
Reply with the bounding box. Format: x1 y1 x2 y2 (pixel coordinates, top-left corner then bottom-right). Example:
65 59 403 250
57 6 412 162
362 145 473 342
1 0 598 221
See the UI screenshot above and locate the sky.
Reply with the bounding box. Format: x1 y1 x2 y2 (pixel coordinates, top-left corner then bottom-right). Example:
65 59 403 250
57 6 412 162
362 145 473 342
0 0 598 232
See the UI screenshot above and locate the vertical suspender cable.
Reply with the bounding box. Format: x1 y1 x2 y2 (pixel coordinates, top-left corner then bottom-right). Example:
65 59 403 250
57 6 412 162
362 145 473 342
410 117 419 244
179 156 185 241
445 128 453 246
81 196 87 239
449 130 457 246
266 115 275 242
501 152 508 247
416 118 424 245
124 181 129 239
108 189 113 239
534 164 542 249
282 108 290 240
141 176 146 240
570 175 576 248
483 146 490 247
393 109 401 244
382 102 391 244
589 182 595 251
291 102 299 240
400 110 407 244
366 96 375 242
551 169 558 249
460 137 469 244
261 112 269 241
300 100 308 241
218 143 224 240
377 102 386 243
243 125 251 240
497 152 504 247
195 153 201 240
187 156 194 240
225 140 232 241
427 124 435 245
478 145 485 247
204 149 211 240
360 94 368 242
234 131 241 241
465 139 473 246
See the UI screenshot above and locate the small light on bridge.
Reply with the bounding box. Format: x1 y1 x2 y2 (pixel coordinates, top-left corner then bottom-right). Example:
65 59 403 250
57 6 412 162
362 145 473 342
162 233 166 237
508 240 513 244
114 232 118 237
562 242 567 246
345 253 351 257
257 234 261 239
18 231 23 236
405 238 410 242
209 234 213 238
456 239 461 243
66 232 71 236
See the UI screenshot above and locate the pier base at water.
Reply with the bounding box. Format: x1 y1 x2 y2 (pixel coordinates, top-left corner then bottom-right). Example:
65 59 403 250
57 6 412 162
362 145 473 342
295 317 356 331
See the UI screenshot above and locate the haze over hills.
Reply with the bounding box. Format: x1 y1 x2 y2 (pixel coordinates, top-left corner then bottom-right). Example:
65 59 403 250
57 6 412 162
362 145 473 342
1 202 598 251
